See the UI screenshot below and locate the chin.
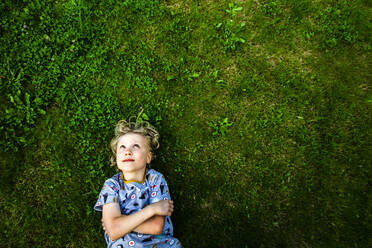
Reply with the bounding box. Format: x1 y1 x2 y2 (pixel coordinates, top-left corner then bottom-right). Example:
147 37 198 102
119 166 138 172
118 166 131 171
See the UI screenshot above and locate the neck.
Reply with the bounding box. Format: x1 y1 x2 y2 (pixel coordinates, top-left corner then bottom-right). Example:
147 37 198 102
121 168 147 183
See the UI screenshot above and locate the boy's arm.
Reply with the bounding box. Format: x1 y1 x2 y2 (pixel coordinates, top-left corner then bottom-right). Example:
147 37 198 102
102 210 165 236
132 215 165 234
102 200 173 241
102 202 159 241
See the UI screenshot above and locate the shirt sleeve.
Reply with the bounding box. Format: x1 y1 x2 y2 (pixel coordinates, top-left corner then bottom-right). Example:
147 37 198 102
94 178 120 211
148 172 172 204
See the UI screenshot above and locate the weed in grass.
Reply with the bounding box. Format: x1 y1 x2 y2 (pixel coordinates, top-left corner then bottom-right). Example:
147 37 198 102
288 0 313 23
225 2 243 17
165 14 191 53
318 6 357 47
261 0 283 18
312 0 370 49
215 3 246 51
208 117 233 136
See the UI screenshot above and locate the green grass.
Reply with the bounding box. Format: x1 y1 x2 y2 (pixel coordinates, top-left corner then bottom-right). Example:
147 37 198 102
1 0 371 247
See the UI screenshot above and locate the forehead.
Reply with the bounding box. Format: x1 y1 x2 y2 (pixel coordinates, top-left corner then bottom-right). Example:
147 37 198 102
117 133 149 146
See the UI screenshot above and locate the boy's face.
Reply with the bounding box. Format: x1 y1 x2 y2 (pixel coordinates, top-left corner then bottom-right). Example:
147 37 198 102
116 133 152 175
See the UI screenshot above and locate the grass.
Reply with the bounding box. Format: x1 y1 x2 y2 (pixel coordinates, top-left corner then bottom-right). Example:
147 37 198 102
0 0 371 247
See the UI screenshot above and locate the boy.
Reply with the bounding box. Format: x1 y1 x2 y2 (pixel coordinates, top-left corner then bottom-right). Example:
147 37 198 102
94 118 182 247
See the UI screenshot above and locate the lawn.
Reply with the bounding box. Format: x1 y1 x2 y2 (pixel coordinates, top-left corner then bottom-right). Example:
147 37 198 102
0 0 371 247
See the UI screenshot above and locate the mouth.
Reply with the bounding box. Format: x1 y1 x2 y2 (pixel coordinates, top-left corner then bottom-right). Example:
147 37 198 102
122 159 134 162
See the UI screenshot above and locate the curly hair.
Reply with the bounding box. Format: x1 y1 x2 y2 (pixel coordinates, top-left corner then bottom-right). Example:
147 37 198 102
110 116 160 170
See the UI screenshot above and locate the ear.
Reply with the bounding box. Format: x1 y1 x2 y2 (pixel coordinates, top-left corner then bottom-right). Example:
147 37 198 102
146 152 152 164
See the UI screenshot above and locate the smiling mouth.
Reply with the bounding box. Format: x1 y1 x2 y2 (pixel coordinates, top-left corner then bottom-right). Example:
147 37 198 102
123 159 134 162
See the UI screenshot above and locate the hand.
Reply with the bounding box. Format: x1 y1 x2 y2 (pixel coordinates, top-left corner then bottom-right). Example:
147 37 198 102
151 200 174 216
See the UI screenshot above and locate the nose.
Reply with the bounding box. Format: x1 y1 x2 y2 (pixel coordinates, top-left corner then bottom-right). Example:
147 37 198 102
124 149 132 156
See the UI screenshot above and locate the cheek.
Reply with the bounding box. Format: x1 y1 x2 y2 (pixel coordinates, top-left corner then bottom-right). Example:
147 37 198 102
116 152 122 159
138 152 147 161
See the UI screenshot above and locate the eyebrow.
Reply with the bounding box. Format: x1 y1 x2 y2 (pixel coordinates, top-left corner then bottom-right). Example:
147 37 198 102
120 144 140 147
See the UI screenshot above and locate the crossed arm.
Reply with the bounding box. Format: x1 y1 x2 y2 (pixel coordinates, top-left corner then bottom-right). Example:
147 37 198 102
102 200 174 241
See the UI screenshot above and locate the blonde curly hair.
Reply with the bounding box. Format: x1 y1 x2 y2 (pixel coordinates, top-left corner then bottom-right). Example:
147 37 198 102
110 116 160 170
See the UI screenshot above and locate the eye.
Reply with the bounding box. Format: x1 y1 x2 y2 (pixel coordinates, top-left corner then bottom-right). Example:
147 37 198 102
133 144 140 148
120 145 126 149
